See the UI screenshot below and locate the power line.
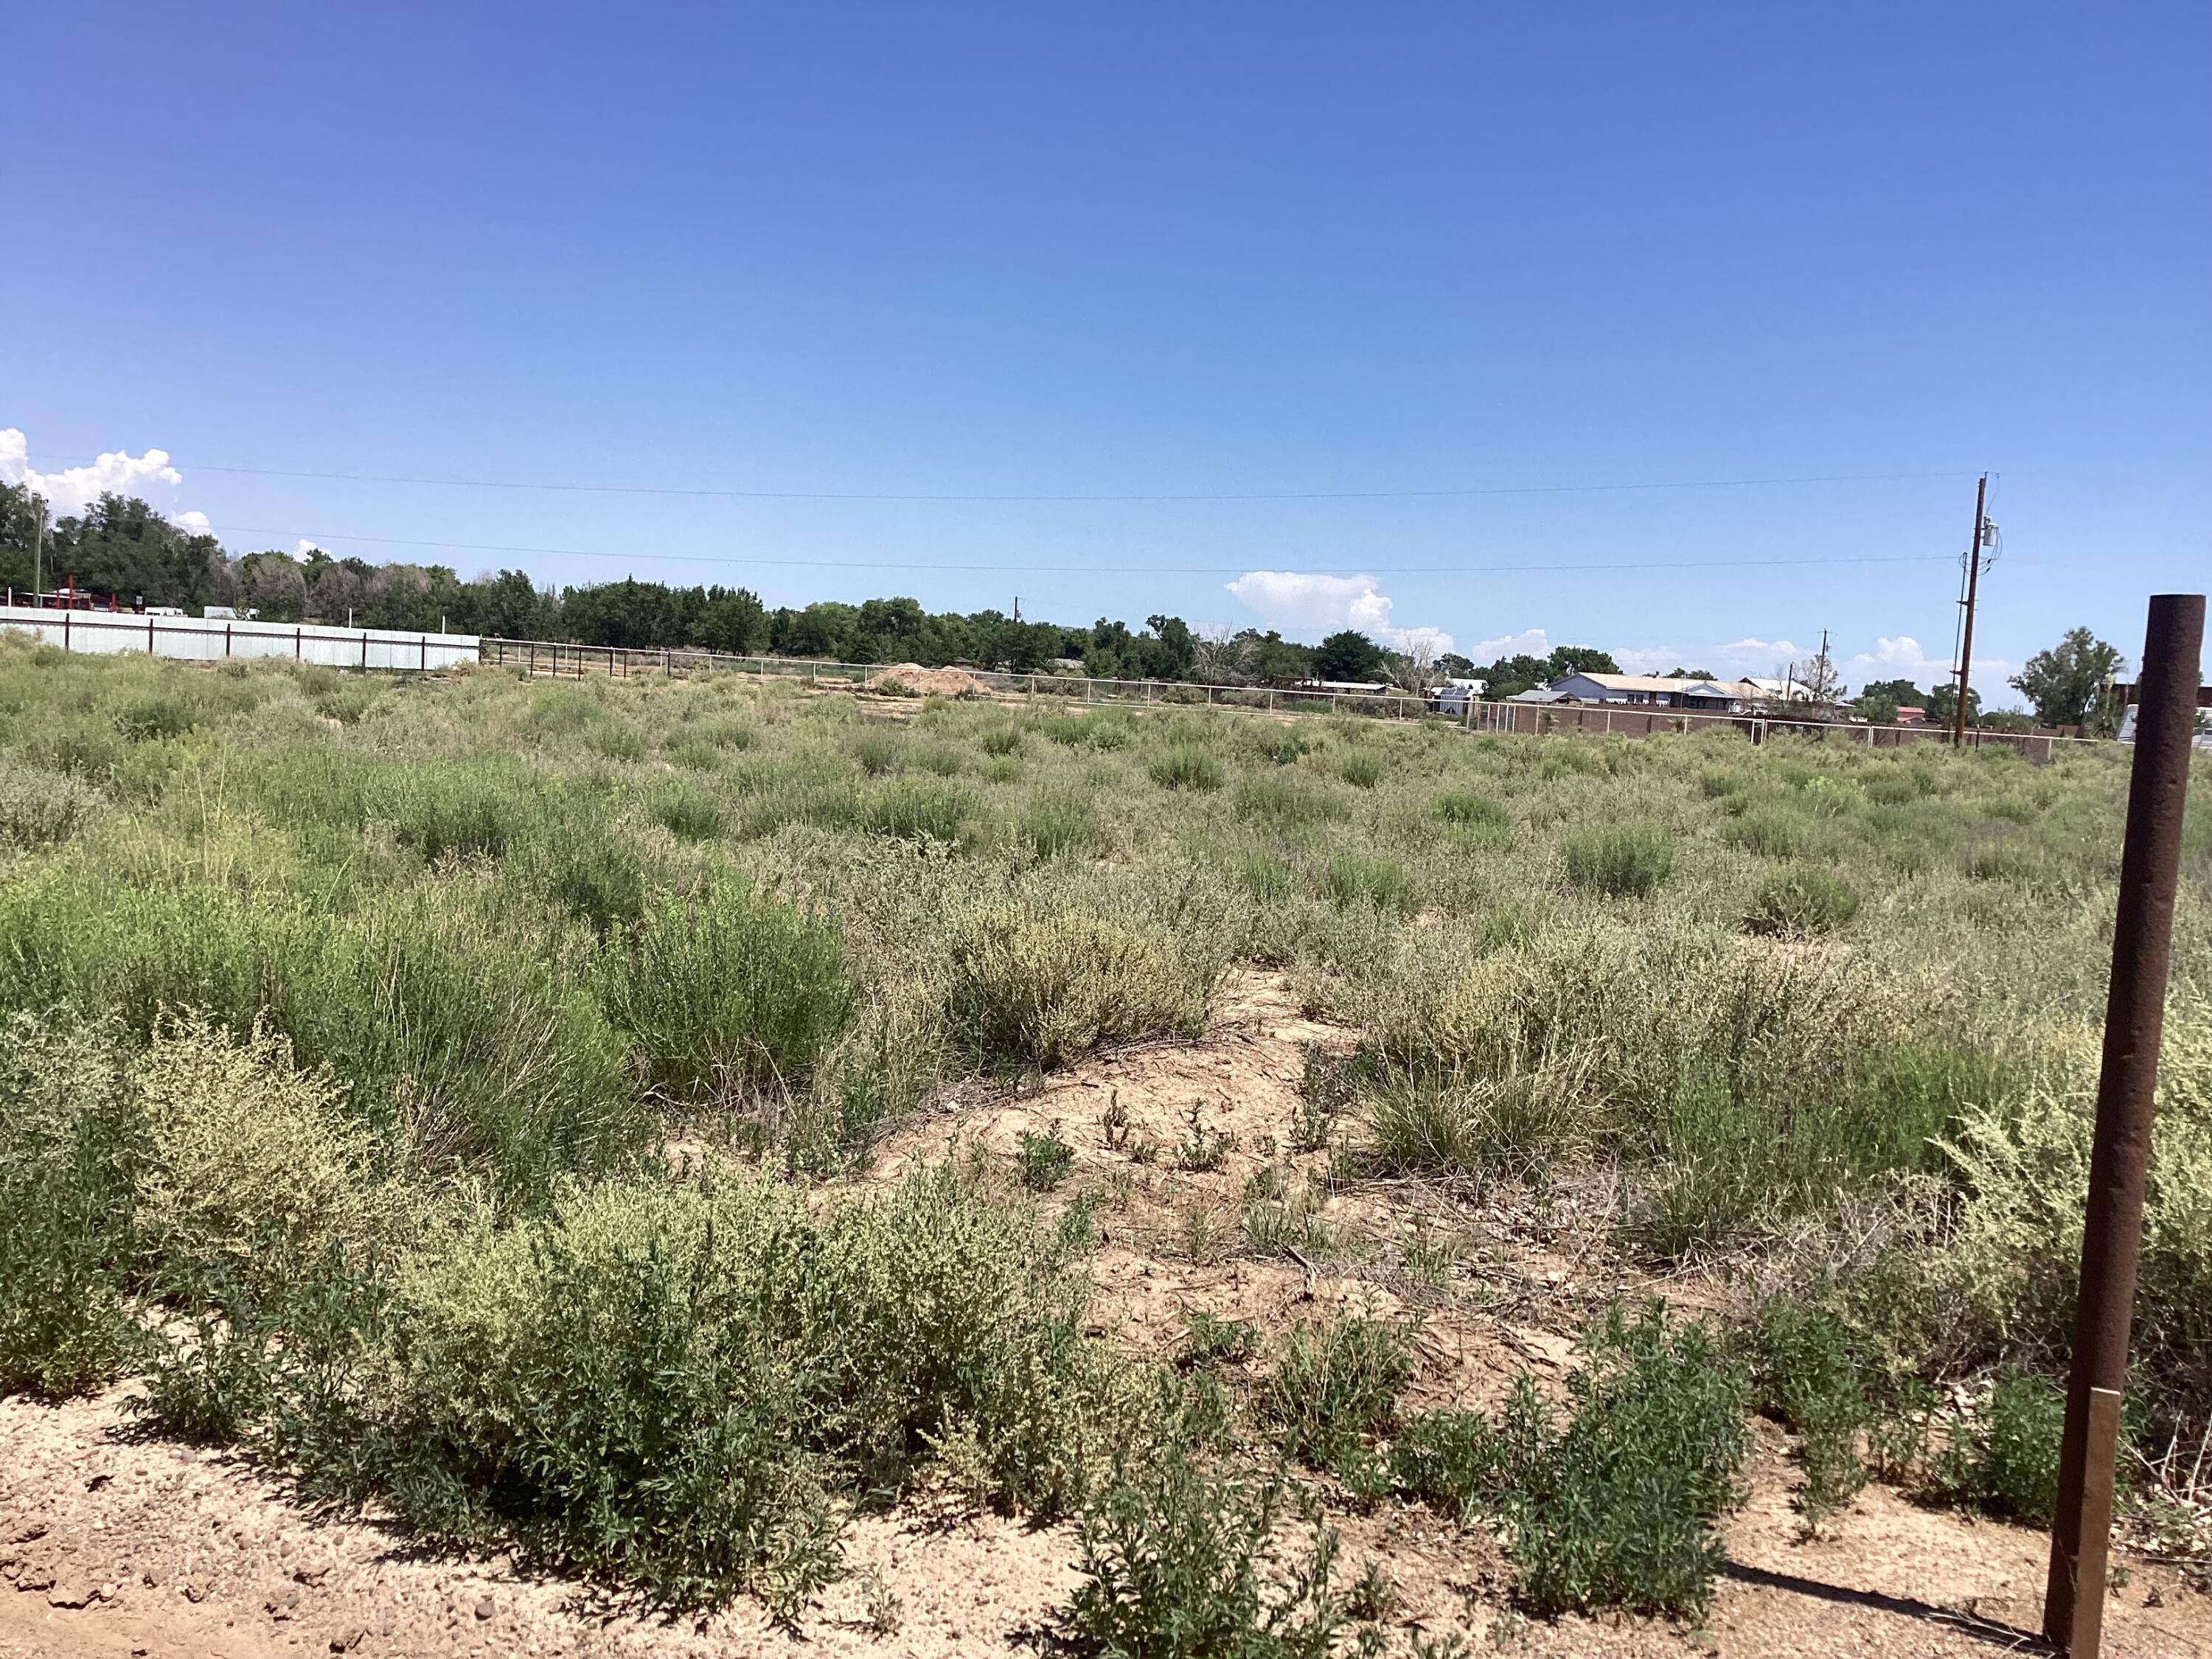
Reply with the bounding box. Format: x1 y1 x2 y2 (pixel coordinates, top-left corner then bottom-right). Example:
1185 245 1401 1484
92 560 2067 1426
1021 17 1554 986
207 521 1963 577
32 453 1976 504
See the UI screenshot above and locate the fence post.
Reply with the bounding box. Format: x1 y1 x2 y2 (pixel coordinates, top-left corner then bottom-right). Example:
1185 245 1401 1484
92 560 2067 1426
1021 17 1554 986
2043 593 2205 1659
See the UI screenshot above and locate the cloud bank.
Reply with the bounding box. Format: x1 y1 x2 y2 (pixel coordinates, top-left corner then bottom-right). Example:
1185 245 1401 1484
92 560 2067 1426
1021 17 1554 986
1224 570 1453 655
0 428 206 532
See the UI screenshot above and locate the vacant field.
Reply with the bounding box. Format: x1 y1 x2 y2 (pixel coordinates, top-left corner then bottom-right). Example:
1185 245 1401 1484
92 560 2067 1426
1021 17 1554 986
1 640 2208 1652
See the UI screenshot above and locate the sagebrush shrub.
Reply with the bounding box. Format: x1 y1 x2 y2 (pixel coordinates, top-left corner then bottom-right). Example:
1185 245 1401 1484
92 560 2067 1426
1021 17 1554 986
865 778 976 843
1744 866 1861 936
325 1169 1132 1613
1434 790 1510 834
1559 823 1676 897
600 883 855 1104
0 759 99 849
131 1012 378 1285
1150 745 1224 791
942 891 1218 1070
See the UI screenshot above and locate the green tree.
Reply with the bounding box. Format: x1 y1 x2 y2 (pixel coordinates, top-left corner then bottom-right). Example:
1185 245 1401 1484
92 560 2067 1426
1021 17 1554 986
1545 644 1621 678
1926 684 1980 726
1851 677 1923 723
2009 627 2124 728
1312 630 1385 681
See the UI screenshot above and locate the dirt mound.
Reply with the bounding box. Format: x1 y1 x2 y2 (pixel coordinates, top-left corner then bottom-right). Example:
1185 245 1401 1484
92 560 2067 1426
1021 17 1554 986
867 662 985 698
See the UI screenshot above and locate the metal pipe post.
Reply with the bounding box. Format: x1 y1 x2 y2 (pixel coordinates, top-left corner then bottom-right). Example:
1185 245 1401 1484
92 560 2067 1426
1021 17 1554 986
2043 593 2204 1656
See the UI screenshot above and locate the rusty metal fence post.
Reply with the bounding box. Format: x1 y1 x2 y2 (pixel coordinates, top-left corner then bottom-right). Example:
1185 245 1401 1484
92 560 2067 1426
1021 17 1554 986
2043 593 2204 1658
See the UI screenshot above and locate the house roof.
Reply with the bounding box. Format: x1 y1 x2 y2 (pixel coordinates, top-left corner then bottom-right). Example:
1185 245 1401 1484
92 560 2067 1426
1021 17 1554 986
1554 672 1761 698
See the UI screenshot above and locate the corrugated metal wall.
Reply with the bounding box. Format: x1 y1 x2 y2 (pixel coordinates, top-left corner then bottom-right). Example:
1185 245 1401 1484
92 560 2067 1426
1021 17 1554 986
0 607 479 671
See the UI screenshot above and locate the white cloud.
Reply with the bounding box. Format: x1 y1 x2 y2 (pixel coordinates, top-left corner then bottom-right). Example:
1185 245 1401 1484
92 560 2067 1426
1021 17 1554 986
1226 572 1458 656
0 428 204 530
1470 627 1551 661
1226 571 1395 636
296 538 324 557
1845 633 2021 703
1383 624 1455 660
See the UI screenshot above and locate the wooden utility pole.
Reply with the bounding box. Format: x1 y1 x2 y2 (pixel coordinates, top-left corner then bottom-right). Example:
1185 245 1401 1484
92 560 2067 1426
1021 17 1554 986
2042 593 2205 1657
1951 474 1989 746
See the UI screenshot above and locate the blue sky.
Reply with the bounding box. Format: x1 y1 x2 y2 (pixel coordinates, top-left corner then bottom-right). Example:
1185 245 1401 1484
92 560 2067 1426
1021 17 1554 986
5 2 2206 700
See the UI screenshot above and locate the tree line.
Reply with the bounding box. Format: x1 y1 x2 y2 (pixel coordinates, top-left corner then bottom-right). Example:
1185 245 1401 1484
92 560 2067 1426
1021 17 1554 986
0 482 2138 720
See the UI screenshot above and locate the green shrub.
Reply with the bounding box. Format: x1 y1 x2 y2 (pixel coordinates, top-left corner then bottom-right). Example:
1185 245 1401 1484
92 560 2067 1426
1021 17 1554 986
942 895 1218 1070
1935 1372 2068 1523
1264 1311 1413 1469
1338 752 1383 789
1720 806 1812 859
601 883 855 1105
1397 1302 1748 1618
1022 791 1100 859
0 1015 141 1399
1150 746 1224 792
852 731 906 776
1321 852 1413 915
1183 1311 1261 1370
981 728 1022 757
1234 773 1331 827
1559 823 1676 898
1744 866 1861 936
1434 790 1510 835
865 779 978 844
647 782 726 842
1739 1300 1876 1523
1018 1125 1077 1191
1061 1448 1346 1659
293 1169 1130 1615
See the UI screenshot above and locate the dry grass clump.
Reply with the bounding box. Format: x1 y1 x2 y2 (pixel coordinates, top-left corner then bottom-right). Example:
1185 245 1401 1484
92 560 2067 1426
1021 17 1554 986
942 885 1225 1069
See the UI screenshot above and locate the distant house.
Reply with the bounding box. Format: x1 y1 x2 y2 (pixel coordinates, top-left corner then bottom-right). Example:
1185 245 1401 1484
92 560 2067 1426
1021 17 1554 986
1422 678 1486 715
1545 672 1760 711
1894 705 1930 725
1293 678 1391 695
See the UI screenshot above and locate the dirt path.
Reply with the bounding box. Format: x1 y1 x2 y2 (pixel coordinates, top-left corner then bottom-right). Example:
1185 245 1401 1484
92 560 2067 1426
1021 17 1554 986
7 971 2207 1658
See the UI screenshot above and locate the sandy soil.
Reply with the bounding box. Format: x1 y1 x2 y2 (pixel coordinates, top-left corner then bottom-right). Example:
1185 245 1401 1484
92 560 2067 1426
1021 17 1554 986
6 970 2208 1658
864 664 987 698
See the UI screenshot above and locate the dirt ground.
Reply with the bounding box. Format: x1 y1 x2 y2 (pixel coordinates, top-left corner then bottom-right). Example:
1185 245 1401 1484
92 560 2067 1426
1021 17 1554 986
6 971 2208 1658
